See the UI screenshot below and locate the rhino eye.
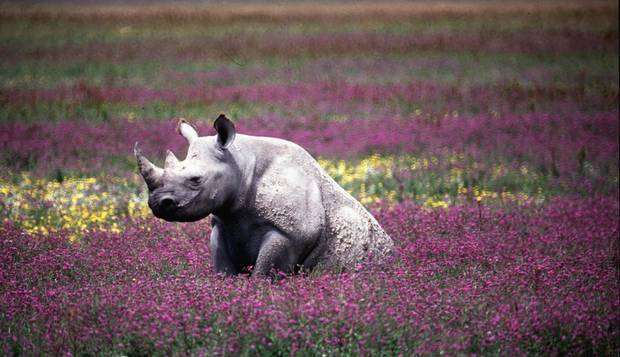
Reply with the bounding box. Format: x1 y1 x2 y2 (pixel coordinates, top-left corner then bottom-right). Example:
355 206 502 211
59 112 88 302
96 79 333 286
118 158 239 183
189 176 202 185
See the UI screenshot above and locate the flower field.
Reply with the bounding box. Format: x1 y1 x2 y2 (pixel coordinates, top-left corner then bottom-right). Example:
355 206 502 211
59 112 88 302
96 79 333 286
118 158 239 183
1 2 619 355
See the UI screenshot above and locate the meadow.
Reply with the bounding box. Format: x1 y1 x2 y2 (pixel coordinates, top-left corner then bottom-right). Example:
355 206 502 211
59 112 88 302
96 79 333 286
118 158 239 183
0 1 618 355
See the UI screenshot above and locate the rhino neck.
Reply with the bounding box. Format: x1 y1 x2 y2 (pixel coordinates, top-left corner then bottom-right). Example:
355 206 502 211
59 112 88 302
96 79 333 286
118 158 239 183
218 138 257 216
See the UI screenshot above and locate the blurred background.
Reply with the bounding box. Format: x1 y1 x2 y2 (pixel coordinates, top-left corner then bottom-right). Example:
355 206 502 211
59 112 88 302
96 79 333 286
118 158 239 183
0 0 618 231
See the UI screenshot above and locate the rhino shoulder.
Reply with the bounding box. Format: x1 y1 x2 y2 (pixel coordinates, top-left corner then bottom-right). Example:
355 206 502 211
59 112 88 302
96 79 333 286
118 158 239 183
251 142 326 241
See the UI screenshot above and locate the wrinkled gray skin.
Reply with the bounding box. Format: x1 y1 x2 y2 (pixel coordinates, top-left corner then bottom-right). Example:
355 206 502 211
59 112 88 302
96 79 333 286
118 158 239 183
135 115 394 277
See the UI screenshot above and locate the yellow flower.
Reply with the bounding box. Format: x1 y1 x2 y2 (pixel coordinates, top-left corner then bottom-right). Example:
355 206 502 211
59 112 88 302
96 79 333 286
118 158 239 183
423 197 449 209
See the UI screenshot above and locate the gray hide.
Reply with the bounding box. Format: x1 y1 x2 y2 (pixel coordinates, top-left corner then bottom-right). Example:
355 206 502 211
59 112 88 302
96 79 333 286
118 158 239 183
135 115 394 276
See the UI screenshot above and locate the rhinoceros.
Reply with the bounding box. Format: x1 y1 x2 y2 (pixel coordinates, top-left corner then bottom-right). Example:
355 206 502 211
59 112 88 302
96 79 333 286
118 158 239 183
135 114 394 276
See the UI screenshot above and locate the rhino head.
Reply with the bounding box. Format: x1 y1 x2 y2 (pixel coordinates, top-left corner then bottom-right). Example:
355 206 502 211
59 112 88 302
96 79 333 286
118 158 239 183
134 114 240 222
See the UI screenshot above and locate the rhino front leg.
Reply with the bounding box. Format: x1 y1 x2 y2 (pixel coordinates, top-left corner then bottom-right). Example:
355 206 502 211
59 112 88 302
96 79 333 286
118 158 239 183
253 230 299 277
210 223 239 275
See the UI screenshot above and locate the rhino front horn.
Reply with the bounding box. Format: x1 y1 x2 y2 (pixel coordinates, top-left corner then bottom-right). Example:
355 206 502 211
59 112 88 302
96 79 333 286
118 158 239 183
134 142 164 191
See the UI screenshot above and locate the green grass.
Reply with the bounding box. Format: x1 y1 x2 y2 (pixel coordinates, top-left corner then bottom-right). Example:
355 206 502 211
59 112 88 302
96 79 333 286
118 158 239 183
1 8 615 49
0 99 275 122
2 51 616 91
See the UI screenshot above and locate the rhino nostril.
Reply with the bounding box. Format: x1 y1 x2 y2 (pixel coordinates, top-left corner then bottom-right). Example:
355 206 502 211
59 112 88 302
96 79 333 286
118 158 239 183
160 197 176 208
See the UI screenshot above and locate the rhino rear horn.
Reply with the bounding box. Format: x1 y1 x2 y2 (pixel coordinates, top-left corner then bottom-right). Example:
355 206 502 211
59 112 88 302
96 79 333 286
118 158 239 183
164 149 180 169
134 142 163 191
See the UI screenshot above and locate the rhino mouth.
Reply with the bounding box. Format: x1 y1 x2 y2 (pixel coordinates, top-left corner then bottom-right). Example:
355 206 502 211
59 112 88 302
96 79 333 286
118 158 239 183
155 211 208 223
151 205 210 223
148 191 208 222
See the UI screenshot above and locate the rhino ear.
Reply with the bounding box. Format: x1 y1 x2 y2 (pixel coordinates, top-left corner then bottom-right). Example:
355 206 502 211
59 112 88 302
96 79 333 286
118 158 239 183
214 114 236 150
177 118 199 145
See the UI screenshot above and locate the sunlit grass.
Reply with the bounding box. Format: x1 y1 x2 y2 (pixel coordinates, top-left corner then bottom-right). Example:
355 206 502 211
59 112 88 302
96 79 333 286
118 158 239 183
0 154 549 239
318 154 542 207
0 174 147 239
